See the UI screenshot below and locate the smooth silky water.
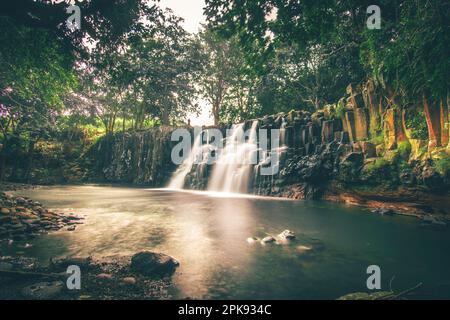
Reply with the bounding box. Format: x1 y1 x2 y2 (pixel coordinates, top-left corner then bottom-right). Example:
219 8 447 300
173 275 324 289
3 185 450 299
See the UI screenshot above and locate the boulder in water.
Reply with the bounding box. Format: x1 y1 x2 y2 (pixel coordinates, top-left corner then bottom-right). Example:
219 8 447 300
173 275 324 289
130 251 179 277
278 230 296 240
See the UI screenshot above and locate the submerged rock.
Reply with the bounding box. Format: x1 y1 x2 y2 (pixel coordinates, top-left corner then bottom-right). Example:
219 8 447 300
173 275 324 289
420 215 447 228
371 208 395 216
130 251 179 277
296 245 313 254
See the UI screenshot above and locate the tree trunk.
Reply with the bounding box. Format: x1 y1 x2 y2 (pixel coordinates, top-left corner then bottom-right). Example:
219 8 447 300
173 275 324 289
212 102 220 126
423 95 441 149
440 99 449 147
23 139 36 183
0 138 8 181
161 108 169 126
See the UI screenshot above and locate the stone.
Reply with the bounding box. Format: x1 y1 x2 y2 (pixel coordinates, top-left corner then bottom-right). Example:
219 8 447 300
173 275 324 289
122 277 137 285
130 251 179 277
22 281 64 300
0 262 13 271
344 111 357 142
260 236 277 244
321 120 334 143
50 257 91 272
15 197 27 205
67 225 76 231
361 141 376 158
371 208 395 216
296 245 313 254
96 273 113 280
399 171 416 186
341 152 363 166
246 237 259 244
421 164 444 190
0 208 10 214
278 230 296 240
351 142 362 152
375 144 384 157
354 108 369 140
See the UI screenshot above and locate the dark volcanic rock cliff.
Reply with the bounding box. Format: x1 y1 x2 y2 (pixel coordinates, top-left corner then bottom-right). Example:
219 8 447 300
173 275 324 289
88 127 177 186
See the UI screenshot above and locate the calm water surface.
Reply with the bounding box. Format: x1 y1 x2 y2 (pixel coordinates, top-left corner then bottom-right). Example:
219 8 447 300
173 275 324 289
3 185 450 299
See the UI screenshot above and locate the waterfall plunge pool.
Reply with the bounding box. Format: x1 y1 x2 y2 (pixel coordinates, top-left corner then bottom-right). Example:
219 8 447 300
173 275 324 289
4 185 450 299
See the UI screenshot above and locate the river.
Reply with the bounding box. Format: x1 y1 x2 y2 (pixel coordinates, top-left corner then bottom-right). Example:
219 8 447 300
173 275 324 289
3 185 450 299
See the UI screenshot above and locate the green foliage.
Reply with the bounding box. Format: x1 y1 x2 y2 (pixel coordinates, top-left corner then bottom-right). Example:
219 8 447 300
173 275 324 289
370 132 384 146
405 109 428 140
197 28 262 124
335 100 346 120
360 1 449 100
365 158 390 174
433 156 450 176
397 141 412 160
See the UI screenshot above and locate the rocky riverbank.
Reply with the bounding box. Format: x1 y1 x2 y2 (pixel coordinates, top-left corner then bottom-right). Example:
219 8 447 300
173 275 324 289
0 251 179 300
0 189 84 241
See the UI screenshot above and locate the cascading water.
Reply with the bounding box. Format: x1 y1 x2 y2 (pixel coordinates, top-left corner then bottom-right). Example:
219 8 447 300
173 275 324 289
208 121 258 193
167 118 285 194
168 133 204 189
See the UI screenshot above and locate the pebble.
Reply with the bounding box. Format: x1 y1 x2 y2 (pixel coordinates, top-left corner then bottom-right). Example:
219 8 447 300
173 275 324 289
122 277 137 285
96 273 113 280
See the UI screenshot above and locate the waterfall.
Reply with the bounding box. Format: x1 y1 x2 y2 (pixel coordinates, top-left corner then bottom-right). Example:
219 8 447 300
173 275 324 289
168 133 204 189
168 119 283 194
208 121 258 193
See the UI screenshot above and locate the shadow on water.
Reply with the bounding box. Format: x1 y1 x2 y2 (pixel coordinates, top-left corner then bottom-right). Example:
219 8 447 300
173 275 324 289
3 185 450 299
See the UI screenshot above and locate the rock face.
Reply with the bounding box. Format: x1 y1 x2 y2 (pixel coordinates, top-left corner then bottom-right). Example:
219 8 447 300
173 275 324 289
88 127 177 186
82 83 449 215
130 251 179 277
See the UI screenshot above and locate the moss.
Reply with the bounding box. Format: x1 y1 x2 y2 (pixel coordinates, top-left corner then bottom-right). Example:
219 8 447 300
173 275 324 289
365 158 390 174
433 156 450 176
335 100 346 119
370 132 384 145
397 141 411 159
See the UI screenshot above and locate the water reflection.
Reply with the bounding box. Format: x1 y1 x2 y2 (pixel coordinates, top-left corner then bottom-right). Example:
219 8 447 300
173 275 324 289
5 185 450 299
